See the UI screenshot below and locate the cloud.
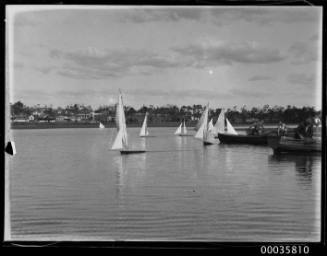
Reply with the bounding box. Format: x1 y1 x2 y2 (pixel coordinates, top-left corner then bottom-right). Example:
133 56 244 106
173 41 285 66
248 75 273 81
229 88 270 98
49 47 182 79
287 73 316 85
289 41 319 64
118 7 319 25
47 41 286 80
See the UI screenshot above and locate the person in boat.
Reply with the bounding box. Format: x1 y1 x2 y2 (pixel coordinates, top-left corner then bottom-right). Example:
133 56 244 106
294 118 314 139
249 121 264 135
277 121 287 136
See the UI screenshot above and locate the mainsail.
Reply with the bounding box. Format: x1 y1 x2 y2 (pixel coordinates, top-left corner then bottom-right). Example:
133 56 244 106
174 123 182 135
111 92 128 150
182 120 187 135
140 113 149 137
214 108 238 135
99 122 105 129
214 109 225 134
195 106 207 131
208 118 214 132
194 104 209 139
226 118 238 135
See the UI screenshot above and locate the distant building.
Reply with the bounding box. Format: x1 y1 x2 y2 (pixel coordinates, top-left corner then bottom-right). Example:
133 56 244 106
56 115 68 122
76 113 92 120
14 115 29 122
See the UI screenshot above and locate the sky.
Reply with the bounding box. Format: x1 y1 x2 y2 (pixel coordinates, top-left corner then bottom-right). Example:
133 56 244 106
7 6 323 110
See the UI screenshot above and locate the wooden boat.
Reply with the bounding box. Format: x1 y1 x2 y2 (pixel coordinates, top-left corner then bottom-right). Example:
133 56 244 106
217 133 268 145
214 109 266 145
267 136 321 154
111 90 146 154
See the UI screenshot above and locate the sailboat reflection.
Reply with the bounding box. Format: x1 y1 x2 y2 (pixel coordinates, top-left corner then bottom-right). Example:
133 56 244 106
113 150 147 200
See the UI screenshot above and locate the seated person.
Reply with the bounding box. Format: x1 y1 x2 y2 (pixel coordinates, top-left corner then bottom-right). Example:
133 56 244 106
294 119 313 139
277 121 287 136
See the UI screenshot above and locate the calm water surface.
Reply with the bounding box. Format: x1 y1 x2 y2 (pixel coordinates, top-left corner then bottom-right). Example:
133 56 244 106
8 128 321 241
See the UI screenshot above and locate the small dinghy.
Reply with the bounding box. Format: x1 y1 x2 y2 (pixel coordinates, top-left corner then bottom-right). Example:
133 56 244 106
215 109 269 145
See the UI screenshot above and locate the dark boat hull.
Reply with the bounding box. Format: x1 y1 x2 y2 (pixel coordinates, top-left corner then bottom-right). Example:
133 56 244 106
203 140 215 145
217 133 268 145
267 136 321 154
120 150 146 154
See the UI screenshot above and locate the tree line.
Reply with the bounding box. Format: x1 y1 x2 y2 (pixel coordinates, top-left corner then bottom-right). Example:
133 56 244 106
10 101 321 124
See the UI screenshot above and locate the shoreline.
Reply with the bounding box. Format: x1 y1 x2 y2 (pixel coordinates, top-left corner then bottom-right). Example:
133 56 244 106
10 122 298 130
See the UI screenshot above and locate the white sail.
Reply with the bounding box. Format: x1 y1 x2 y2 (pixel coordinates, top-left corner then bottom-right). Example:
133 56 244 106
139 113 149 137
214 109 225 134
195 104 209 139
174 123 182 135
12 141 16 155
226 118 238 135
195 106 207 131
208 118 214 132
111 129 124 150
111 92 128 150
99 122 105 129
182 120 187 134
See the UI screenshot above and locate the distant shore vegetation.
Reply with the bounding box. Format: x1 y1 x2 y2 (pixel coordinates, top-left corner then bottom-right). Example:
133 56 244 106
10 101 321 125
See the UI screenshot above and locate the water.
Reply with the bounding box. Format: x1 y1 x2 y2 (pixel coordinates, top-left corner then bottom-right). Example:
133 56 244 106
7 128 321 241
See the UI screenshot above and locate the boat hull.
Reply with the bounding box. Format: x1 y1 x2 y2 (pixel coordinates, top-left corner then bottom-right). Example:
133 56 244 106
267 136 321 154
120 150 146 154
217 133 268 145
203 140 215 145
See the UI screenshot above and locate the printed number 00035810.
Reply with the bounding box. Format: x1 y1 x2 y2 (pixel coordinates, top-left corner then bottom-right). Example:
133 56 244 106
260 245 309 254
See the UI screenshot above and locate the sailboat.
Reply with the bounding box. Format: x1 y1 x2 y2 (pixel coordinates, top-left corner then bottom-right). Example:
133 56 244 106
139 112 150 137
174 120 189 136
111 91 146 154
194 103 216 145
99 122 105 129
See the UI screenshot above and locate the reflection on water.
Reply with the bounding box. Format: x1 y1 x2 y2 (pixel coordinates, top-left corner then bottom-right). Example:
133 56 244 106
268 154 320 185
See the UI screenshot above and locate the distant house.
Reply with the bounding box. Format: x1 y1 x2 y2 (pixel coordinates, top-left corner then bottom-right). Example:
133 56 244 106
14 115 29 122
28 115 35 121
76 113 92 120
56 115 68 122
